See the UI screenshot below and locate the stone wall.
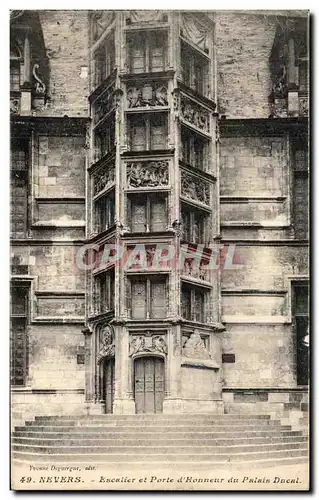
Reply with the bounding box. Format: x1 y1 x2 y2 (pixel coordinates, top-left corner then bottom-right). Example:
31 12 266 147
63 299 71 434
37 10 89 117
215 12 276 118
27 324 85 389
222 388 308 431
219 129 308 389
221 245 308 290
221 324 295 388
11 391 87 428
11 244 85 293
11 8 88 418
220 135 289 227
34 136 86 199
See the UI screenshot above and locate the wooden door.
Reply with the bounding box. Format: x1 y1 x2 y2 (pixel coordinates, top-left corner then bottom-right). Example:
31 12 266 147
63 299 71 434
134 357 164 413
103 358 115 414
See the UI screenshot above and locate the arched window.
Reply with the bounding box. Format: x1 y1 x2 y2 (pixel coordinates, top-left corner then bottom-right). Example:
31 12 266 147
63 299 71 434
10 41 23 92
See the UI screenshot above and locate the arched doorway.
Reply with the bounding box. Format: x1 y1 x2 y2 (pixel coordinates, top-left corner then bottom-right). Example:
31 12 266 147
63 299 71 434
102 358 115 414
134 356 165 413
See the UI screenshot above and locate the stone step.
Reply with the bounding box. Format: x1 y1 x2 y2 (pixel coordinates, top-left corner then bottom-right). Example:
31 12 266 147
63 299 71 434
12 429 299 439
12 448 309 463
15 423 290 433
12 455 309 470
24 419 280 427
25 418 280 428
12 442 307 454
12 435 307 446
34 414 272 421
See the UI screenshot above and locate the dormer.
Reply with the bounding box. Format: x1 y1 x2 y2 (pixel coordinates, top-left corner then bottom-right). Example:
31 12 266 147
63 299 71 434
10 10 49 115
269 16 309 118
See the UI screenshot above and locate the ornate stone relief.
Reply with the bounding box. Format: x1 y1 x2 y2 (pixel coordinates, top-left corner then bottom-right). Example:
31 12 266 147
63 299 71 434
172 89 180 114
93 84 116 125
299 96 308 116
183 259 208 281
272 65 288 96
91 11 115 43
181 13 209 52
32 64 46 94
181 170 210 205
129 334 167 356
146 246 160 267
172 219 182 237
93 164 115 196
10 97 20 115
180 95 210 133
182 331 211 359
127 160 169 188
97 324 115 363
127 83 168 108
270 98 288 118
181 331 219 369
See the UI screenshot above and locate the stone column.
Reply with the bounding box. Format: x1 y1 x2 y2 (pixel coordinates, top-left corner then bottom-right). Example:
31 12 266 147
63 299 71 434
113 322 135 414
82 324 104 415
23 30 31 84
82 326 93 402
163 323 183 413
288 38 298 88
287 38 299 117
20 29 32 114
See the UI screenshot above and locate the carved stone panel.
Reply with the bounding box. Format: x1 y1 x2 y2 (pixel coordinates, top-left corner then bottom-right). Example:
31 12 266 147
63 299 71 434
172 89 180 114
181 170 210 205
127 160 169 188
127 82 168 108
271 98 288 118
271 65 288 96
181 331 219 369
182 331 211 359
93 84 116 125
10 96 20 115
299 96 308 116
129 334 167 356
180 95 210 133
182 258 208 281
97 324 115 363
93 163 115 196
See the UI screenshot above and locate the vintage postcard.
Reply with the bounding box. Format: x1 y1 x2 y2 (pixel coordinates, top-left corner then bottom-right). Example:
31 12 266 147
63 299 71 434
10 8 309 491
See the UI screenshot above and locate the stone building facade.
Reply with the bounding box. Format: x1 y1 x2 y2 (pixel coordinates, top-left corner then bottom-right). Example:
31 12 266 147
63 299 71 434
10 10 309 424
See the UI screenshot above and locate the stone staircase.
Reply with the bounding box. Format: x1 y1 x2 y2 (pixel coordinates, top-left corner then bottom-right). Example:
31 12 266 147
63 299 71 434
12 414 308 469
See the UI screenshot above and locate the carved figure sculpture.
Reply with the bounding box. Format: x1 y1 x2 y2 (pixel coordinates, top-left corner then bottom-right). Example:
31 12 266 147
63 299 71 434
183 331 211 360
97 324 115 363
